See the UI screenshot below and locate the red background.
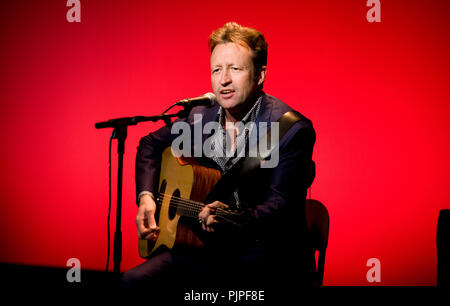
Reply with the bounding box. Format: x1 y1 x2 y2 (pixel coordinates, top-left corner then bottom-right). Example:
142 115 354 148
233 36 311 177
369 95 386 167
0 0 449 286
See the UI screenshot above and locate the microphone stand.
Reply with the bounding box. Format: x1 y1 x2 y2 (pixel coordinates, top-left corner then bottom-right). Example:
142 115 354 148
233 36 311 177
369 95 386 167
94 108 191 275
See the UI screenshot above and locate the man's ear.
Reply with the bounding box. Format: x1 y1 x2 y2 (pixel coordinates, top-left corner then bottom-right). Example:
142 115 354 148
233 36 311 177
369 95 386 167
257 66 267 86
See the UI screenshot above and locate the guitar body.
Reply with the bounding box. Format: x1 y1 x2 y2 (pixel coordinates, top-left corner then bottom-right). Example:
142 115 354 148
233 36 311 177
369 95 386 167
138 147 222 259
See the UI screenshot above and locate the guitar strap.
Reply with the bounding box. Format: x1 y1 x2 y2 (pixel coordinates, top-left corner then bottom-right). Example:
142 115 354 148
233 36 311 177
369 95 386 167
204 110 303 204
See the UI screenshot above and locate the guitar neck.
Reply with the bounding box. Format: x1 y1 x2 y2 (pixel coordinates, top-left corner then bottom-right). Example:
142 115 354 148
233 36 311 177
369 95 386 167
156 193 241 226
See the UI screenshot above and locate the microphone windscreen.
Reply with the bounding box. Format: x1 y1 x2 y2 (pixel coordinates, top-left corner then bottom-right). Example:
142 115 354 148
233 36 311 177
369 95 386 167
204 92 215 99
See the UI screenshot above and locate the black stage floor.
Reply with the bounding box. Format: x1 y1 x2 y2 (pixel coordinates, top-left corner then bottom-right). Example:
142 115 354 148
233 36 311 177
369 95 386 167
0 263 446 304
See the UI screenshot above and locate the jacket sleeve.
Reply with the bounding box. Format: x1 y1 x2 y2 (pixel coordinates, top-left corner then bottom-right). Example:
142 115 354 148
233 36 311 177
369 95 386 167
238 120 316 240
255 122 315 220
135 123 175 205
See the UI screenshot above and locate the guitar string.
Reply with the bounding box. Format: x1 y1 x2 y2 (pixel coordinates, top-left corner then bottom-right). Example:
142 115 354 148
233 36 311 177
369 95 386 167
154 194 241 226
155 197 213 216
156 196 201 215
155 192 242 223
158 192 207 209
154 199 240 226
158 198 236 223
158 193 237 215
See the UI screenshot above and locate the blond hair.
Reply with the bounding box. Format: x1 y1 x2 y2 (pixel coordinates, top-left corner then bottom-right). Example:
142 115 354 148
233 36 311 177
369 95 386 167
208 22 268 70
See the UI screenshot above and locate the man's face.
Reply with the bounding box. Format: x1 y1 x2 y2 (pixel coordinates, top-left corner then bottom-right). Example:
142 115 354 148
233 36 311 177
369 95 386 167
210 42 265 115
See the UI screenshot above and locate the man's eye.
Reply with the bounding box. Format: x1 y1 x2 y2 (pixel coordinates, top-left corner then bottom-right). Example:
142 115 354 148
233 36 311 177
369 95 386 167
231 67 240 71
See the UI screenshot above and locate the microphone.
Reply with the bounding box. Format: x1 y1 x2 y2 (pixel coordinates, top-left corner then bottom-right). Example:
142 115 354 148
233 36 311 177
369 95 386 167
175 92 216 108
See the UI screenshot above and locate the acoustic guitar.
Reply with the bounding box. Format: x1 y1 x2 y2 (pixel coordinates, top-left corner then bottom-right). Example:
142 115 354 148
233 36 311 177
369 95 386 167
138 147 242 258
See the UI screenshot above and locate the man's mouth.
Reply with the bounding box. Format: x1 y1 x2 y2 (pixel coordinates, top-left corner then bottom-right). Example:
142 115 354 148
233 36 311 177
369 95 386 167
220 89 235 98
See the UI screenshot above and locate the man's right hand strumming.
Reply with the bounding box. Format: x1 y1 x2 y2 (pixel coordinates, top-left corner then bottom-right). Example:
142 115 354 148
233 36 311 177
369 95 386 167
136 193 160 241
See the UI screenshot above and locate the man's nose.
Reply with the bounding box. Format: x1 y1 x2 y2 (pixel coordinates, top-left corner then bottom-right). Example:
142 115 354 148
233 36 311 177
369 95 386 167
219 69 232 86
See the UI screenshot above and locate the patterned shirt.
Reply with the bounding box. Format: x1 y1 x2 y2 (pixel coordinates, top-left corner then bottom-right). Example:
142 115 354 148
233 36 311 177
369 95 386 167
209 95 263 209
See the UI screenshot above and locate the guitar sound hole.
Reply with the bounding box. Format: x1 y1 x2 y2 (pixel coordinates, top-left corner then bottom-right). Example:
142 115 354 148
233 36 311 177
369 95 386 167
168 189 180 220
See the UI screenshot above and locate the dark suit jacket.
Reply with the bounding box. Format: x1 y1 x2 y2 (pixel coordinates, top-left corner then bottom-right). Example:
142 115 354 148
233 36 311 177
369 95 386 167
135 93 315 262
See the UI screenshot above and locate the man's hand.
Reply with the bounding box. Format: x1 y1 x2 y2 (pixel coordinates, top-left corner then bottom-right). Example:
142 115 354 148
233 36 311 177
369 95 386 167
198 201 229 232
136 194 160 241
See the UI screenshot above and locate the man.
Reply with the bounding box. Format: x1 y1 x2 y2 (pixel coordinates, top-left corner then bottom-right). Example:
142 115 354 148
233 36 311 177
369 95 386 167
122 22 316 293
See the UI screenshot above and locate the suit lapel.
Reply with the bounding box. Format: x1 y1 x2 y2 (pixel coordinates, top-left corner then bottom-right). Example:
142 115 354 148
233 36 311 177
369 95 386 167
200 103 220 145
248 93 273 150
